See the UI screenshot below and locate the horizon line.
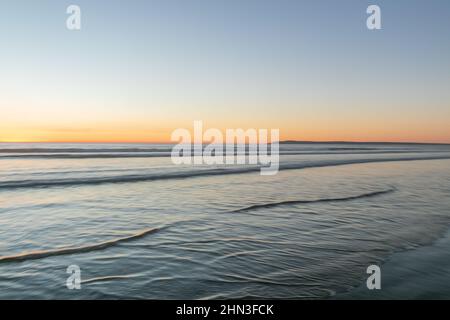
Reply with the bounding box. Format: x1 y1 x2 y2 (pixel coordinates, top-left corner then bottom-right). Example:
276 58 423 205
1 140 450 145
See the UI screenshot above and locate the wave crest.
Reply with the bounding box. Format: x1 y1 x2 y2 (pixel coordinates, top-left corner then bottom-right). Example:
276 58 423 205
1 155 450 190
230 188 396 213
0 227 161 263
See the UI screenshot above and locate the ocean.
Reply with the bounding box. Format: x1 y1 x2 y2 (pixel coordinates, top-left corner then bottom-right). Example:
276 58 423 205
0 142 450 299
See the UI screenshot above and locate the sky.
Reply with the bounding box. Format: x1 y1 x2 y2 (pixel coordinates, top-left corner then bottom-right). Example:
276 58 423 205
1 0 450 143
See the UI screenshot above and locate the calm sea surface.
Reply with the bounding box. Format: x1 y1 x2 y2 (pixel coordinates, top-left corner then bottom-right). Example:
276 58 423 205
0 142 450 299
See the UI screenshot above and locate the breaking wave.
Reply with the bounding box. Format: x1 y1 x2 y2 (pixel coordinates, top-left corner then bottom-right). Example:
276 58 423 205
0 227 161 263
1 154 450 190
230 188 396 213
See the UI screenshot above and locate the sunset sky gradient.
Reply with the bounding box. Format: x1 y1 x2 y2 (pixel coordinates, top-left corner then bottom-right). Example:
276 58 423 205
1 0 450 143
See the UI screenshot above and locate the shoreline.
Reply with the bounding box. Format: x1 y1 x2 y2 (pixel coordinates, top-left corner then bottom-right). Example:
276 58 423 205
335 226 450 299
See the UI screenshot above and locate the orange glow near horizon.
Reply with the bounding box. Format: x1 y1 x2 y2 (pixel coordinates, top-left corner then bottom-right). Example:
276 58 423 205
2 107 450 144
1 122 450 144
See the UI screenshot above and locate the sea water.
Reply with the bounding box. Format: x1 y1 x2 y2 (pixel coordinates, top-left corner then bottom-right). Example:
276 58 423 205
0 142 449 299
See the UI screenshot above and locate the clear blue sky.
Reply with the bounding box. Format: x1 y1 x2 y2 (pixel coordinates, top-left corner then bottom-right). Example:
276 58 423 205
1 0 449 142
